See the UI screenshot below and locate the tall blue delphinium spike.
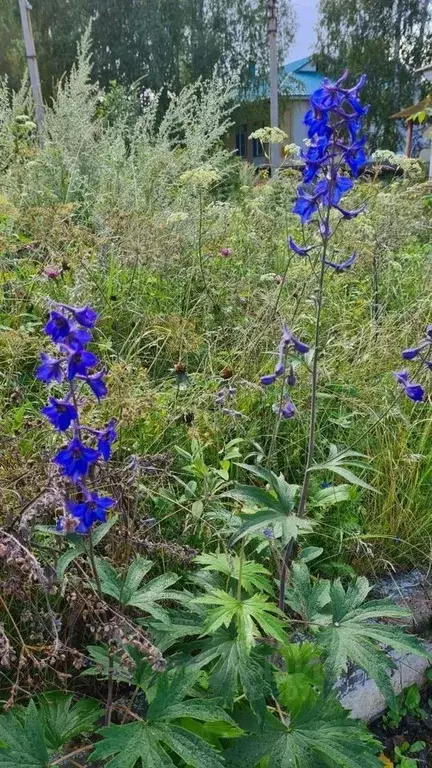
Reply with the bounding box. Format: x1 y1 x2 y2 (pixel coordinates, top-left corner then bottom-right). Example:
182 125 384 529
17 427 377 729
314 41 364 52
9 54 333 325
37 303 117 534
289 71 368 269
274 72 368 610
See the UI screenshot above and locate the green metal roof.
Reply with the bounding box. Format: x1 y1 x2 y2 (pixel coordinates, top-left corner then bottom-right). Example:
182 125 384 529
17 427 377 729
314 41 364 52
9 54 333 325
243 56 325 102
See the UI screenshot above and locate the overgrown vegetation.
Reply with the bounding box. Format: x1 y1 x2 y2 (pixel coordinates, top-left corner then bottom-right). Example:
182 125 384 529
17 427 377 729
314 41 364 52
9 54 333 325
0 35 431 768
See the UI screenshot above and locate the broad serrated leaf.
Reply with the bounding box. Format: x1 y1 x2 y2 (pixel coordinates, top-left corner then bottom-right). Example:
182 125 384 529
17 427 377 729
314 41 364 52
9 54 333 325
312 485 352 507
229 509 313 547
37 692 102 751
276 642 324 717
285 562 331 624
90 668 225 768
191 631 274 724
317 577 432 704
96 557 183 619
224 696 382 768
193 552 274 594
0 700 49 768
195 590 287 650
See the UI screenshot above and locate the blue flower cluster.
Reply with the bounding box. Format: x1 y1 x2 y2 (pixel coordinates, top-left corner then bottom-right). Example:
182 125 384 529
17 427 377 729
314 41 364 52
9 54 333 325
260 325 309 418
393 325 432 402
290 71 368 272
37 304 116 533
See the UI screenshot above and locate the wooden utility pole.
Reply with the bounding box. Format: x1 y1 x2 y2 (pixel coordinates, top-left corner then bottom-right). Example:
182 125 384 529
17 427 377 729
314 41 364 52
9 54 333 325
268 0 279 172
17 0 44 143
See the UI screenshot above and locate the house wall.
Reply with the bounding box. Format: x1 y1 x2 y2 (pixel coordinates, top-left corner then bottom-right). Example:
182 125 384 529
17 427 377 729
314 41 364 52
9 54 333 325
281 99 309 146
231 97 310 168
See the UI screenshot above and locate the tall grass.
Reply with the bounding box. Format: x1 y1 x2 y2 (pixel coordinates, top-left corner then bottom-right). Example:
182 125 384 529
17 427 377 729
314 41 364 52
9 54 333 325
0 35 431 574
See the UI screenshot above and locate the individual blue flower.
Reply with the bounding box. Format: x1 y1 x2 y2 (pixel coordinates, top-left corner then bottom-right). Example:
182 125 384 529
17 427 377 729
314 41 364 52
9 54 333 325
274 398 296 419
335 204 365 219
54 438 99 482
292 188 319 224
315 175 353 207
344 137 367 176
286 365 296 386
288 237 314 256
304 108 332 139
62 326 92 351
44 311 71 342
36 353 63 384
401 344 427 360
282 326 310 354
67 349 98 380
69 305 99 328
260 373 277 386
97 419 117 461
42 397 77 431
394 370 424 402
263 527 274 539
324 252 357 272
67 492 114 532
274 360 285 377
80 370 107 401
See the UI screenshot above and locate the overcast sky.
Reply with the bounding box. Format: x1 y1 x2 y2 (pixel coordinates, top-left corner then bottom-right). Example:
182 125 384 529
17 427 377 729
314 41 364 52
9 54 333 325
289 0 319 61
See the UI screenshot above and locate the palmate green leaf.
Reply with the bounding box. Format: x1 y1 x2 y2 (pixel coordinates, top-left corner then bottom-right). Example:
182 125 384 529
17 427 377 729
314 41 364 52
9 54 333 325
37 692 102 751
310 446 377 493
96 557 183 619
276 642 324 717
89 667 226 768
317 577 432 704
229 509 313 547
190 630 275 726
224 696 382 768
285 561 331 624
195 589 287 650
147 612 203 652
0 700 49 768
194 552 274 594
311 484 352 508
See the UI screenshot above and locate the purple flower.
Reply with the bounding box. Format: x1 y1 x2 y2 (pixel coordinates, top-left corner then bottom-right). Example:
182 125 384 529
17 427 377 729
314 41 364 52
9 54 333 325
394 370 424 403
54 438 99 482
286 365 296 387
260 374 277 386
282 326 310 355
42 397 77 431
334 204 365 219
324 252 357 272
292 188 319 224
401 345 427 360
263 527 274 539
65 305 98 328
81 370 107 401
67 350 98 380
344 137 367 176
62 326 92 351
219 248 232 257
274 398 296 419
67 492 115 533
36 353 63 384
44 311 71 342
288 236 314 256
315 175 354 206
97 419 117 461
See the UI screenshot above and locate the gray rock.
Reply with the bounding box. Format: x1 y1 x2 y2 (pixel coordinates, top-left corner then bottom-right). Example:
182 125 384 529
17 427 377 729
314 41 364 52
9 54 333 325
337 643 432 721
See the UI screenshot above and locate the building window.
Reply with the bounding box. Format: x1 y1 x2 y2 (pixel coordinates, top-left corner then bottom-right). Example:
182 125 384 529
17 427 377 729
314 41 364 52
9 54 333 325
235 124 247 157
